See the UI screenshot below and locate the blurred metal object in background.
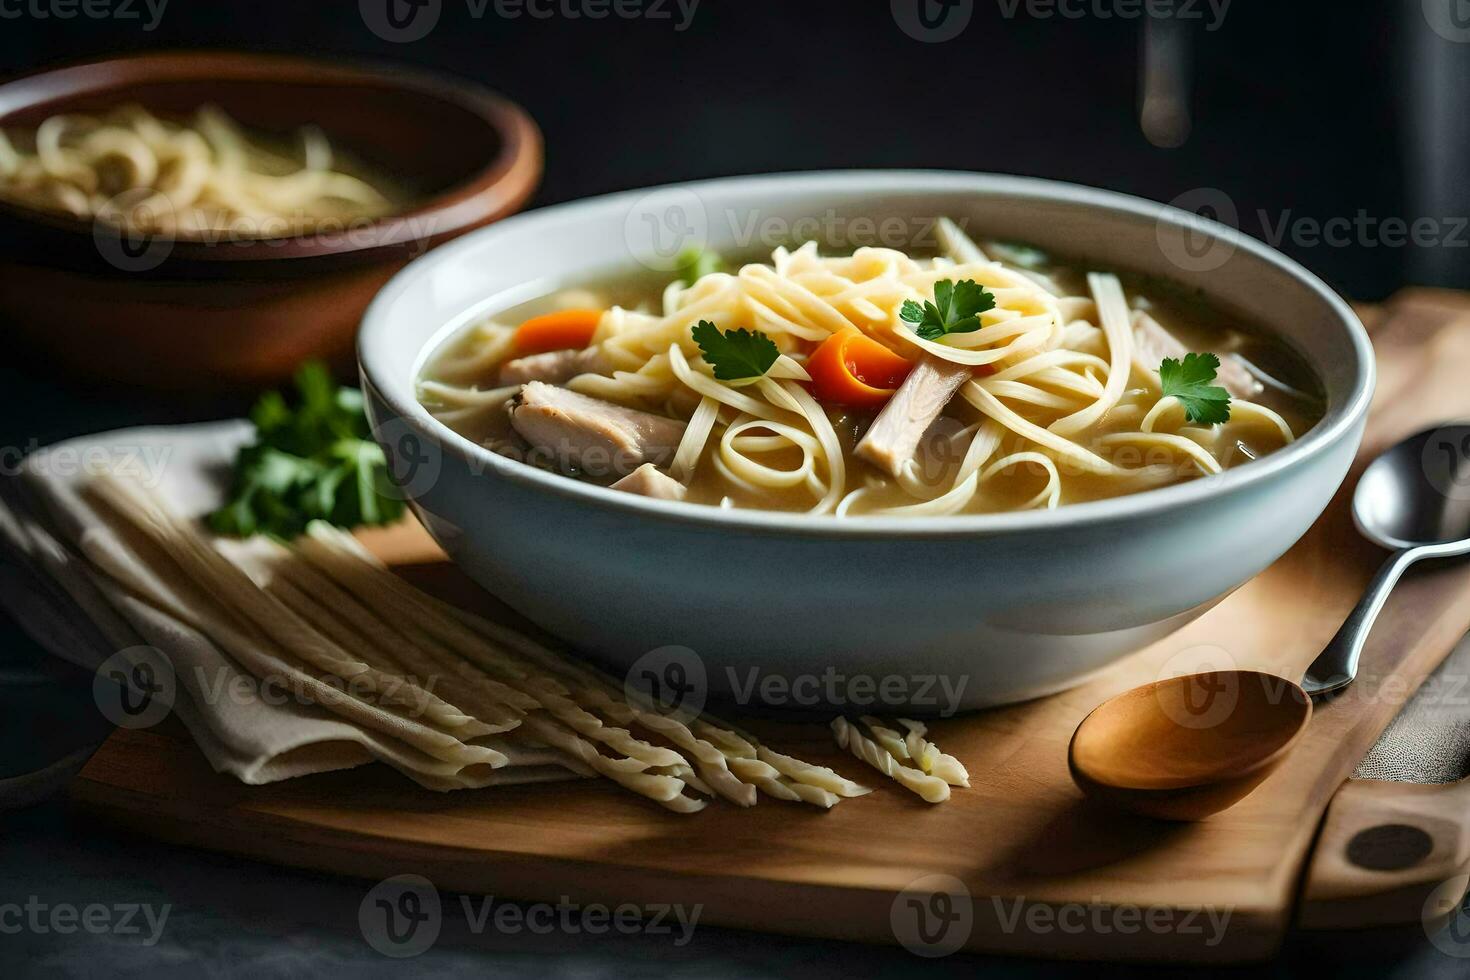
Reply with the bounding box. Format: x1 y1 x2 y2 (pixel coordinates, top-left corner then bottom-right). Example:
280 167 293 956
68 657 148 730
1140 15 1192 149
1406 0 1470 289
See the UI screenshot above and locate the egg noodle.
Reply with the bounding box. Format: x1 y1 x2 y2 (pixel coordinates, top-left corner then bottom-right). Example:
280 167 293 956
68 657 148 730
423 220 1299 516
0 104 399 236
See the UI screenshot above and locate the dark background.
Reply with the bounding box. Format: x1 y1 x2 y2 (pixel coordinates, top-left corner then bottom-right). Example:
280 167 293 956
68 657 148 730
1 0 1462 446
2 2 1469 977
1 0 1460 303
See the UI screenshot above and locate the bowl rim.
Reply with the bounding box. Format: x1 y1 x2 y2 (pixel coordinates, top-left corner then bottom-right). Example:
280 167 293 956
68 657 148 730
359 169 1376 540
0 49 543 262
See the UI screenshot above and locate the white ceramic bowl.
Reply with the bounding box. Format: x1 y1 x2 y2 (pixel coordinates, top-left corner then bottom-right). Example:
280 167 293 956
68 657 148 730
358 171 1374 712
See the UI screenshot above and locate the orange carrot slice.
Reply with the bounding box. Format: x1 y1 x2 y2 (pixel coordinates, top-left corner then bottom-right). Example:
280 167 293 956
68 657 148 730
807 327 915 409
513 309 604 355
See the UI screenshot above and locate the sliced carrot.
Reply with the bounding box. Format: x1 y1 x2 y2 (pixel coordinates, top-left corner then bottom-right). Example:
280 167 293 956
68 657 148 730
808 327 915 409
513 309 604 355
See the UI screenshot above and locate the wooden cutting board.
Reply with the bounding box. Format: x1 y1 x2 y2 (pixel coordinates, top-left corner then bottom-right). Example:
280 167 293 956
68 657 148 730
69 290 1470 963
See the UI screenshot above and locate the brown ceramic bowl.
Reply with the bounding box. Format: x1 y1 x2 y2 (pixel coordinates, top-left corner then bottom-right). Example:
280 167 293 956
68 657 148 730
0 50 542 388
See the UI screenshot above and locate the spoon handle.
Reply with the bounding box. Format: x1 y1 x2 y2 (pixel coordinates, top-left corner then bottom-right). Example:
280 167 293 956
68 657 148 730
1302 548 1419 697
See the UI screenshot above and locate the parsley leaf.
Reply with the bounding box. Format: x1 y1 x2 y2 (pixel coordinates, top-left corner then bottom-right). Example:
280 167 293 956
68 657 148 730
690 320 780 381
900 278 996 341
675 247 726 286
1159 352 1232 425
208 362 404 539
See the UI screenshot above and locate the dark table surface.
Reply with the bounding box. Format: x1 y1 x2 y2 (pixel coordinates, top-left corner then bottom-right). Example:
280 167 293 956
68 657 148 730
2 361 1469 978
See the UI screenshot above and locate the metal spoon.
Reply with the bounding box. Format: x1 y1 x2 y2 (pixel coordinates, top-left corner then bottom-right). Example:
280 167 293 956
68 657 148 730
1304 423 1470 693
1070 424 1470 820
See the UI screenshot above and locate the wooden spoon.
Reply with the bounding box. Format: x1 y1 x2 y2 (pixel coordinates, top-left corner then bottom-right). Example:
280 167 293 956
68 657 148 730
1069 670 1312 821
1070 424 1470 820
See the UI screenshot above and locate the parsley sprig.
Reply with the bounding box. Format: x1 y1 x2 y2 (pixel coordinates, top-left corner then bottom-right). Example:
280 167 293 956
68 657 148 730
1159 352 1232 425
691 320 779 381
208 363 404 539
900 278 996 341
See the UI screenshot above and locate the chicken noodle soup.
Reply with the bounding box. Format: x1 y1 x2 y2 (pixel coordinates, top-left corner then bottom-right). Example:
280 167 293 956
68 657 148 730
419 221 1322 516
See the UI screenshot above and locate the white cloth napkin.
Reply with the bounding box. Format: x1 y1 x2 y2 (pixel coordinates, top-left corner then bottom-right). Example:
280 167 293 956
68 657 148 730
0 422 577 789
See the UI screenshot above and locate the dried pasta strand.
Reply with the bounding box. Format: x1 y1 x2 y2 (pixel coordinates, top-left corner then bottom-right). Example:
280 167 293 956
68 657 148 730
895 718 970 788
80 487 507 773
831 717 950 803
292 528 692 772
301 523 865 809
91 475 488 737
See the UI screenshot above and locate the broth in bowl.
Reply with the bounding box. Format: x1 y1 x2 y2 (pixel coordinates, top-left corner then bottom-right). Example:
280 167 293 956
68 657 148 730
419 220 1322 517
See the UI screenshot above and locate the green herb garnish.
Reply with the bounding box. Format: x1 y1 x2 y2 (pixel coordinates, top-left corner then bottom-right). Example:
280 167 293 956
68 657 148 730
675 247 726 287
900 278 996 341
690 320 779 381
208 362 403 538
1159 352 1232 425
989 241 1049 269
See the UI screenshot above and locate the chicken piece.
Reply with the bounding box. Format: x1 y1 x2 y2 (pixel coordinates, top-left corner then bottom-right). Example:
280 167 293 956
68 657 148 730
1131 311 1262 399
855 355 973 478
496 347 609 386
508 382 686 479
609 463 688 501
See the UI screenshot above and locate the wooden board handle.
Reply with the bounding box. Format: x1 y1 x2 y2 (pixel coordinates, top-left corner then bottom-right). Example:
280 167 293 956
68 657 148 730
1298 776 1470 931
